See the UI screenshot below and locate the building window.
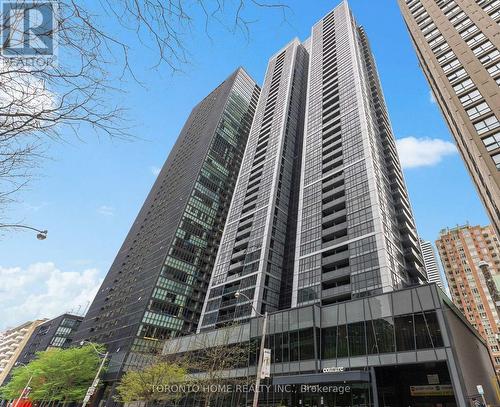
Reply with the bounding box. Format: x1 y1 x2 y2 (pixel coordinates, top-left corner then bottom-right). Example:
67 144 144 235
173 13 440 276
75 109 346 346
348 322 366 356
448 67 467 82
482 132 500 151
322 326 337 359
299 328 315 360
454 17 473 31
453 78 474 94
442 58 461 73
466 32 486 47
459 89 482 107
459 24 479 39
480 49 500 65
433 41 450 55
366 317 395 354
467 102 491 120
474 115 500 134
492 152 500 170
437 50 455 64
395 315 415 351
472 41 495 57
487 62 500 77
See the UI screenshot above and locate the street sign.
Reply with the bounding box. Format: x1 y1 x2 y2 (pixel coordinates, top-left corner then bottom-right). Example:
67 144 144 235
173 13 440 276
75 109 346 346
260 348 271 379
477 385 484 395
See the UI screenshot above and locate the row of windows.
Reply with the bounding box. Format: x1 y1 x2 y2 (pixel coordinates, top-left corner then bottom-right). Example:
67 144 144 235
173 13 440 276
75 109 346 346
218 310 444 366
423 2 500 166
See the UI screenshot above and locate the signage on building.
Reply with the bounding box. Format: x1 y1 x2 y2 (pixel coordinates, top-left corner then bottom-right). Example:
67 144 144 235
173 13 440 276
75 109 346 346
410 385 454 397
322 366 345 373
260 348 271 379
427 374 440 384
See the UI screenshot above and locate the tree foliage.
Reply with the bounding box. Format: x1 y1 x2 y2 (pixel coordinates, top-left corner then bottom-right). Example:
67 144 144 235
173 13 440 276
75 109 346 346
162 324 253 407
115 362 187 404
0 344 105 402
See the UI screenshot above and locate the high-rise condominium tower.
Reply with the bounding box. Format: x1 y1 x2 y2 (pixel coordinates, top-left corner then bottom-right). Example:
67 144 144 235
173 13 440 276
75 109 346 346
420 238 445 289
398 0 500 237
73 69 259 390
199 40 309 330
199 1 425 331
436 224 500 374
164 4 499 406
292 2 426 308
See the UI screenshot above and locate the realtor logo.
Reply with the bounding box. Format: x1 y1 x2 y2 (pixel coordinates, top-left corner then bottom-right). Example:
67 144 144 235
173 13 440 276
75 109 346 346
1 0 57 58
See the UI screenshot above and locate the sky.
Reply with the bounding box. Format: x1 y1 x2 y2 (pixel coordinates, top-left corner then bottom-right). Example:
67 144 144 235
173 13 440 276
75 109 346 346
0 0 490 330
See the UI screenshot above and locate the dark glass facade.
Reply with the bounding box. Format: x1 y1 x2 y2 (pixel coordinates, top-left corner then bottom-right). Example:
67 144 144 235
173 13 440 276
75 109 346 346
13 314 82 366
164 285 499 407
199 40 309 330
293 2 425 310
73 69 260 401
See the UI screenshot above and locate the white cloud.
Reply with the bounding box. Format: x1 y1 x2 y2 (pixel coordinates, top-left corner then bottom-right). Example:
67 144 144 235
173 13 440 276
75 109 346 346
0 262 103 331
97 205 115 216
396 136 457 169
0 60 55 130
429 90 437 104
150 166 161 176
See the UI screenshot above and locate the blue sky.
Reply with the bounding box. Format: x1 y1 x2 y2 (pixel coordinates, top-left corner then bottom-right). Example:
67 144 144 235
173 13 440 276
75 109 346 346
0 0 489 330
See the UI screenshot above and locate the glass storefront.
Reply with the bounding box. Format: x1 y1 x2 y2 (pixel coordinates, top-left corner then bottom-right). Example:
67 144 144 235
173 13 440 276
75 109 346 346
248 309 444 365
162 285 500 407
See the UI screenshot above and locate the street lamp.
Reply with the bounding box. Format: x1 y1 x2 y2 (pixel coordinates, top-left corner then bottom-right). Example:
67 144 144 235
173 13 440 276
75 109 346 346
80 340 109 407
0 224 47 240
12 362 32 407
234 291 269 407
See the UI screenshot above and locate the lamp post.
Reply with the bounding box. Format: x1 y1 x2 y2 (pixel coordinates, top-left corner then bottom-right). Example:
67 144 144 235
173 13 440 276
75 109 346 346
0 224 47 240
12 362 32 407
234 291 269 407
80 341 108 407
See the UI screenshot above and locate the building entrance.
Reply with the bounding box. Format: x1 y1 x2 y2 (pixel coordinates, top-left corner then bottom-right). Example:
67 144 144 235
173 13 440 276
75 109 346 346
376 362 457 407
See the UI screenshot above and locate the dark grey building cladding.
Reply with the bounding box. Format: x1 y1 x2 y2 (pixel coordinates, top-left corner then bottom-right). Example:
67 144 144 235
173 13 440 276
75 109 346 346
73 68 260 385
14 314 82 366
199 39 309 331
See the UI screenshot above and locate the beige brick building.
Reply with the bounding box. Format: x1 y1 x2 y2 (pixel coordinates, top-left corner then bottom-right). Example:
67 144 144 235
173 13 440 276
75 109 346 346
436 224 500 374
0 319 46 385
398 0 500 237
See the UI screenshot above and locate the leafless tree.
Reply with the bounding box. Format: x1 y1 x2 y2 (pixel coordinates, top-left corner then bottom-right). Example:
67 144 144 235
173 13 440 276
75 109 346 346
163 323 254 407
0 0 289 221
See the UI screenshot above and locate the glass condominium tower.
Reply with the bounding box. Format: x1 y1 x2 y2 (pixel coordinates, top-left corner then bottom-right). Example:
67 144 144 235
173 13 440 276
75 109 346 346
293 1 425 307
198 40 309 330
398 0 500 237
73 68 259 386
199 1 425 330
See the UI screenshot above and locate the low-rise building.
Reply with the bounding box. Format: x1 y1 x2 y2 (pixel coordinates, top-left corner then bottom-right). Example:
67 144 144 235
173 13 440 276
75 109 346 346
0 320 46 385
14 313 83 367
164 284 500 406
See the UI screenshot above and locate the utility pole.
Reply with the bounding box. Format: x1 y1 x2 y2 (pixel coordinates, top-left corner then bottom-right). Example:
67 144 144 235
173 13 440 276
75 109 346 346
234 291 270 407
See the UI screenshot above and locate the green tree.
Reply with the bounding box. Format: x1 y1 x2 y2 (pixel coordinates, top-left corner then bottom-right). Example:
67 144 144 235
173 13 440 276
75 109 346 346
0 344 105 404
115 362 187 405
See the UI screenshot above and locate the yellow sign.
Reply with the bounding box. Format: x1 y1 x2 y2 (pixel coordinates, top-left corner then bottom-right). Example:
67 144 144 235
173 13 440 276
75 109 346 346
410 385 454 397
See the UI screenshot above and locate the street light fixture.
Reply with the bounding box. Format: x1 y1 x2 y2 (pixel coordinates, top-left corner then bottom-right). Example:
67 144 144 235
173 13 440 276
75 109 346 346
234 291 269 407
0 224 48 240
79 340 109 407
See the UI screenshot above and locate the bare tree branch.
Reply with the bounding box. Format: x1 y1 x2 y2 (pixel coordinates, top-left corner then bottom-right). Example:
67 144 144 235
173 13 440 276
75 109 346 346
0 0 290 222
